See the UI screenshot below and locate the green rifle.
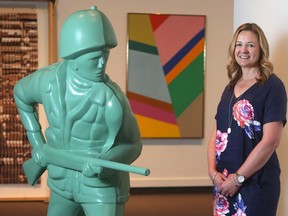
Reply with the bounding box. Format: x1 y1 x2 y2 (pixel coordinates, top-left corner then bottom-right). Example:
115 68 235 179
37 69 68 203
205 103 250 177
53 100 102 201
23 146 150 185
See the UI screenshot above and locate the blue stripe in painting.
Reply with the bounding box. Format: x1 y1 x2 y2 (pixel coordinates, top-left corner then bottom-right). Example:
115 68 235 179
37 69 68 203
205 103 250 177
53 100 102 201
163 28 205 76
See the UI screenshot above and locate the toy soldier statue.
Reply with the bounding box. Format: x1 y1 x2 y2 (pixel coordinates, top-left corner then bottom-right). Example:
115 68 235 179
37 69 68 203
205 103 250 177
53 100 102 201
13 6 147 216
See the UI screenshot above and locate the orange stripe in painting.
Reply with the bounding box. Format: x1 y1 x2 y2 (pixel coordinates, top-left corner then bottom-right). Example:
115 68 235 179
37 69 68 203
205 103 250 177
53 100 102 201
136 114 181 138
165 38 204 84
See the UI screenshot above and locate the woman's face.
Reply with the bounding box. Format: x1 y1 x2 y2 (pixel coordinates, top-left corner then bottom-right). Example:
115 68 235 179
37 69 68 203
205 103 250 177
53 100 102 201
234 30 261 69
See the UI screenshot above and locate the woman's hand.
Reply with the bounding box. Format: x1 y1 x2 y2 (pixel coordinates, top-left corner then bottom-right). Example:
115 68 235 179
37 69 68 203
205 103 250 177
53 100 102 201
217 174 240 197
213 172 227 188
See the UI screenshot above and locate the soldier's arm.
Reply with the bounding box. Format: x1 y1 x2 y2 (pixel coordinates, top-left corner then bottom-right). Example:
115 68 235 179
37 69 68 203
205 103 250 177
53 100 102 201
13 71 47 167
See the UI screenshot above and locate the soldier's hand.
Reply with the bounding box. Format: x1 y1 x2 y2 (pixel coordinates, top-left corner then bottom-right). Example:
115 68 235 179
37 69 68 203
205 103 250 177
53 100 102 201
82 162 103 177
32 145 47 167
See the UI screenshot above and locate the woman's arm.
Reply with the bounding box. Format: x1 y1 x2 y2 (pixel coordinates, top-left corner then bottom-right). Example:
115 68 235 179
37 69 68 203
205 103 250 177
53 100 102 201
236 121 283 179
207 122 227 187
207 122 217 180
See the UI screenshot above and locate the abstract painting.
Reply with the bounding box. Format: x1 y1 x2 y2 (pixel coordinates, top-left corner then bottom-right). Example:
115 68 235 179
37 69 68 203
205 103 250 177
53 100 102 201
127 13 206 138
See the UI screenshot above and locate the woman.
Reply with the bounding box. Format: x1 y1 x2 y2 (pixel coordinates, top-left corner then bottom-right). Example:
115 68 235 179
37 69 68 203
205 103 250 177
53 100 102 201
207 23 287 215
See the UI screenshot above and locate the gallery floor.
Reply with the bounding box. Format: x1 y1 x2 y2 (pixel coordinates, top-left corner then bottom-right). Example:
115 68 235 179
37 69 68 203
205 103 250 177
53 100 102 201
0 187 213 216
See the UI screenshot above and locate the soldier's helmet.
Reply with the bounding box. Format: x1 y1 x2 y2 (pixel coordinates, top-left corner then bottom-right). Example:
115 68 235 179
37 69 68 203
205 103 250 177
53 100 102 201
59 6 117 59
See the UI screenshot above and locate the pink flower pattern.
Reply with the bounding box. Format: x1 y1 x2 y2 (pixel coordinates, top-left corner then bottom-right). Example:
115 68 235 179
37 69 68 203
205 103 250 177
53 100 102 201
214 193 230 216
215 130 228 164
233 99 254 128
233 99 261 139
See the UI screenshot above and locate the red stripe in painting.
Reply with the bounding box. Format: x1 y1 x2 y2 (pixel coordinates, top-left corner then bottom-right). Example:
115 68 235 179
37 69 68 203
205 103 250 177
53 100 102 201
129 98 177 125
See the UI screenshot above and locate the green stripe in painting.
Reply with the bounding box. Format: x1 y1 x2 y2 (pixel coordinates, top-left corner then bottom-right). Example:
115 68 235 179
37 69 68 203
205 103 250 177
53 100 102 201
168 53 204 117
129 40 158 55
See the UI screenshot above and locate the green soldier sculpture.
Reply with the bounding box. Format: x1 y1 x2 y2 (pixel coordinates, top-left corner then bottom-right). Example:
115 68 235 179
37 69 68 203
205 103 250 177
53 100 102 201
13 6 148 216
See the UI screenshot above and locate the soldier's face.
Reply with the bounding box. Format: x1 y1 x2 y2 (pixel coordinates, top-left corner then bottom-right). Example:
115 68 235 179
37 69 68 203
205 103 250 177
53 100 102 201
74 48 110 71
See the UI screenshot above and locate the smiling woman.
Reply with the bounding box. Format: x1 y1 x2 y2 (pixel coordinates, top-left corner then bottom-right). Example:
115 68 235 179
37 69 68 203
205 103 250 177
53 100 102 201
207 23 287 216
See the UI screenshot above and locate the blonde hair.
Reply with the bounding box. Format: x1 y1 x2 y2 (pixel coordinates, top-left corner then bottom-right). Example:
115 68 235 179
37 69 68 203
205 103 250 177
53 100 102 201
227 23 273 89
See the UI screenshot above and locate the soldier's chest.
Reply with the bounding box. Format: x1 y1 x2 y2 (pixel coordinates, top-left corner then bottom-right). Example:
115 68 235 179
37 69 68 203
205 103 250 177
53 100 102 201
65 80 109 112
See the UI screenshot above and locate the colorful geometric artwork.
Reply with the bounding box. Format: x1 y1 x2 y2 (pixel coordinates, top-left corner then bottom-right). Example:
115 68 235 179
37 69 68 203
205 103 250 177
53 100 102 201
127 13 206 138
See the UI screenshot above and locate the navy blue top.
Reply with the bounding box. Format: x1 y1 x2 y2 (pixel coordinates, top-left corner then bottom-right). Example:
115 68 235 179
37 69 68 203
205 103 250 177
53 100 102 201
213 74 287 215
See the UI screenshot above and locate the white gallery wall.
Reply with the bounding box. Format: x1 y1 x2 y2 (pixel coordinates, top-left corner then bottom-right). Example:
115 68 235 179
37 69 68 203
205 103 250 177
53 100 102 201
234 0 288 215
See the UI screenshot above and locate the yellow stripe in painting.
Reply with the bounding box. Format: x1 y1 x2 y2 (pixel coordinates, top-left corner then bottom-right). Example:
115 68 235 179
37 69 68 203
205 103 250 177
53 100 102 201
136 114 181 138
165 38 204 84
128 14 156 47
